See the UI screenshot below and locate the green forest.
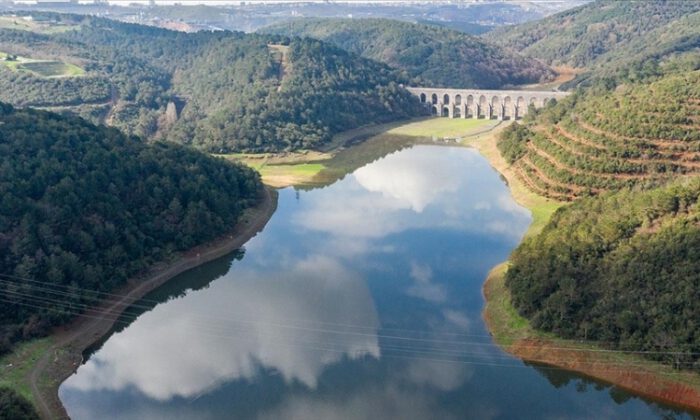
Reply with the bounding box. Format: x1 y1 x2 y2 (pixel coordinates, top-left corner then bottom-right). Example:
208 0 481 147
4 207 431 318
0 103 262 354
0 12 426 152
168 36 425 152
487 0 700 68
493 0 700 373
261 18 553 89
506 179 700 370
0 387 38 420
487 0 700 88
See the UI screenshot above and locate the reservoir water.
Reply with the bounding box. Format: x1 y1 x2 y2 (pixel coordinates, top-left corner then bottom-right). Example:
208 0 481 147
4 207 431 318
60 145 694 419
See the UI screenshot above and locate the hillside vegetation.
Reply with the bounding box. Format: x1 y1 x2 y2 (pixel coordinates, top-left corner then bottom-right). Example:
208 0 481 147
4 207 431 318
487 0 700 68
497 71 700 201
261 18 554 89
0 13 424 152
0 103 262 354
169 36 423 152
0 387 38 420
506 178 700 371
492 1 700 375
486 0 700 88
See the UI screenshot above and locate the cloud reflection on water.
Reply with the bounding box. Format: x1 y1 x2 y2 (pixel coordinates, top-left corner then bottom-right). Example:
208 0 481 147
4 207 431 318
61 145 534 419
63 256 379 401
293 146 530 244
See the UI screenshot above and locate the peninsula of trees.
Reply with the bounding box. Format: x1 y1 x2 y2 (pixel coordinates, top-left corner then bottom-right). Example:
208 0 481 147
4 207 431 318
0 103 263 355
493 0 700 372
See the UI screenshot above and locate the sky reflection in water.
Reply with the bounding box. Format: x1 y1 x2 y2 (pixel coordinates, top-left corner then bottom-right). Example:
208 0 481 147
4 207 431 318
60 146 690 420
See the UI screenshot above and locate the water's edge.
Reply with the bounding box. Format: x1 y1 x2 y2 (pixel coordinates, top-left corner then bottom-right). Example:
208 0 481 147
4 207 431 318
37 188 278 420
473 138 700 414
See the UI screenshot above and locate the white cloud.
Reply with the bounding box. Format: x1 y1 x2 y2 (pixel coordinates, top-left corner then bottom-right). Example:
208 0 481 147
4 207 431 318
406 261 446 303
442 309 471 331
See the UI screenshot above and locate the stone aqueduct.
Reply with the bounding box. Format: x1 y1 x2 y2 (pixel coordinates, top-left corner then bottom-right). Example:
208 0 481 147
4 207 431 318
406 87 570 120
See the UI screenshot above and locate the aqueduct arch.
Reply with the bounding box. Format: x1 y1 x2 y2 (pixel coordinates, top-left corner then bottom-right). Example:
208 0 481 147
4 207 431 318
478 95 488 119
406 87 570 121
503 97 512 120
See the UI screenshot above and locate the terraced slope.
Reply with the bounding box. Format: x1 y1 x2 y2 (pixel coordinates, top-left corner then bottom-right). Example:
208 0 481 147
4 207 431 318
498 71 700 201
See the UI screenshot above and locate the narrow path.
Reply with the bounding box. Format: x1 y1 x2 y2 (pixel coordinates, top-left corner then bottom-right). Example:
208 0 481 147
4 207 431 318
28 188 278 420
542 127 700 170
577 120 697 150
555 123 609 151
104 85 120 126
526 140 650 180
520 155 587 195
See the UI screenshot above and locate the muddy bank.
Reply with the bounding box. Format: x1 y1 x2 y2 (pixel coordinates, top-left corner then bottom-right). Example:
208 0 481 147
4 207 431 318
482 267 700 414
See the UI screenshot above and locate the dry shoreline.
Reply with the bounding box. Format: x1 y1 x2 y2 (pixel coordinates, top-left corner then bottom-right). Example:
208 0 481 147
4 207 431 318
471 128 700 413
28 187 278 420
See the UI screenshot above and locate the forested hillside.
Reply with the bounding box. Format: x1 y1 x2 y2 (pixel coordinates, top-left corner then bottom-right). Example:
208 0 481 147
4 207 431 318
492 0 700 375
486 0 700 68
497 71 700 201
0 12 425 152
506 179 700 370
0 103 262 354
168 37 424 151
261 18 553 89
486 0 700 88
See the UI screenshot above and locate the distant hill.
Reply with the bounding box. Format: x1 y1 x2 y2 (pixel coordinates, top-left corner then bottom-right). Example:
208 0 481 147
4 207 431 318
563 9 700 88
261 18 554 89
0 103 262 353
484 0 700 79
0 13 425 152
417 20 493 36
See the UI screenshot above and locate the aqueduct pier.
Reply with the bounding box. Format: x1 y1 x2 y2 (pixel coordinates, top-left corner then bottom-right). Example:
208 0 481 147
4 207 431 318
406 87 571 120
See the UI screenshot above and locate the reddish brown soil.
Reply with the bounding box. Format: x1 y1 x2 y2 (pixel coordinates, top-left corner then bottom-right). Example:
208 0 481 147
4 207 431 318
508 338 700 413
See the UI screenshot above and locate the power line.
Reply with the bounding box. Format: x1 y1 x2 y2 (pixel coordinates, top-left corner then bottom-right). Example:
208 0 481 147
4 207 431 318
1 283 699 361
3 294 697 374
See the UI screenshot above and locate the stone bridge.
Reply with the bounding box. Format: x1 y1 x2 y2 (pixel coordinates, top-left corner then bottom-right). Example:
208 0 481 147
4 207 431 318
406 87 571 120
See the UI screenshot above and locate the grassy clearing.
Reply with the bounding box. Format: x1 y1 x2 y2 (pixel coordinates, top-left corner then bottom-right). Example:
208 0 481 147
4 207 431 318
257 163 327 187
20 61 85 77
218 151 331 187
0 52 85 78
222 117 500 188
0 16 80 34
0 338 53 403
388 117 496 139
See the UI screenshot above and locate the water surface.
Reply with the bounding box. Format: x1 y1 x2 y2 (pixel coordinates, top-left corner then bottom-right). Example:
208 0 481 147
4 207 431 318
60 145 694 419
